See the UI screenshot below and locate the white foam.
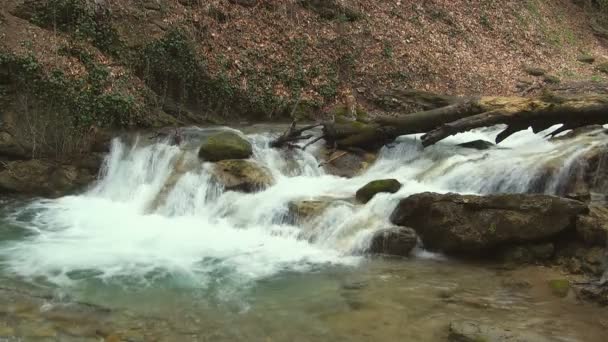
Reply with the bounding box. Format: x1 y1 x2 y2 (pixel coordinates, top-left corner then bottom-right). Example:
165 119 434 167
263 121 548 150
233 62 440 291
1 125 604 288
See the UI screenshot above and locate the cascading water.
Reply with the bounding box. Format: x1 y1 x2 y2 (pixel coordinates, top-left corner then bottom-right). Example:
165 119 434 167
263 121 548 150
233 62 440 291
1 125 608 341
1 124 605 293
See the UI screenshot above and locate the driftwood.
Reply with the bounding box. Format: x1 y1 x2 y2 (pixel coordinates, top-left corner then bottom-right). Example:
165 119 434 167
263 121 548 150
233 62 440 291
271 91 608 151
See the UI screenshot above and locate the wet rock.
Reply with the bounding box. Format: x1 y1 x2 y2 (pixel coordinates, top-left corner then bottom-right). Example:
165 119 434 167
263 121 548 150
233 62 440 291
548 279 570 298
90 129 113 153
368 226 417 257
198 131 253 162
212 159 273 193
448 321 552 342
457 139 494 150
288 199 332 223
0 159 95 197
0 131 28 159
355 179 401 203
555 243 606 276
576 205 608 246
574 282 608 306
501 243 554 265
322 149 377 178
390 192 587 254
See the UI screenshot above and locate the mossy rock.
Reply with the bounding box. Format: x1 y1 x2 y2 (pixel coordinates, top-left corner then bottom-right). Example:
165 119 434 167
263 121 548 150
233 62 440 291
597 62 608 74
356 179 402 203
523 66 546 76
198 131 253 162
331 104 369 123
577 55 595 64
548 279 570 298
543 74 561 84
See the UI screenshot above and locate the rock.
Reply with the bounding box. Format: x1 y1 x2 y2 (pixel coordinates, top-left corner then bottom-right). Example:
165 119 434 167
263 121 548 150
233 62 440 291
523 66 547 76
355 179 402 203
211 159 273 193
548 279 570 298
288 199 332 223
577 55 595 64
0 159 95 197
501 243 554 265
576 205 608 246
322 149 377 178
390 192 588 254
457 139 494 150
90 129 113 153
368 226 417 257
574 282 608 306
598 62 608 74
198 132 253 162
0 131 28 159
448 321 552 342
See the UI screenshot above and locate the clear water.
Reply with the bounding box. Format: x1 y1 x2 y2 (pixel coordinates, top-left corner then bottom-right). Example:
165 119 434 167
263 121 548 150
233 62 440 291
0 125 607 341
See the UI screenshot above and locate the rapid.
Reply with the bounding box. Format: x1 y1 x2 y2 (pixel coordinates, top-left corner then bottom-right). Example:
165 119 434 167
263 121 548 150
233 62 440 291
0 124 606 341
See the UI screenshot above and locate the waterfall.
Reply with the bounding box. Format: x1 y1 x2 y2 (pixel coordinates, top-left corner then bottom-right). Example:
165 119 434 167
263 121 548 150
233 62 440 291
1 125 605 288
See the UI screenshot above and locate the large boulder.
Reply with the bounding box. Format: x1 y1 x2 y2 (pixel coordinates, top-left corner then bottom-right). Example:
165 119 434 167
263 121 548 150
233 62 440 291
368 226 417 257
390 192 587 254
576 205 608 246
448 321 552 342
355 179 402 203
211 159 273 193
0 159 95 197
198 131 253 162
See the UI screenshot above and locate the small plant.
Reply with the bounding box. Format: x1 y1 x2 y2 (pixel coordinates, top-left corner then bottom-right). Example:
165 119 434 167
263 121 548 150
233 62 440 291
383 42 394 59
16 0 122 55
480 14 492 29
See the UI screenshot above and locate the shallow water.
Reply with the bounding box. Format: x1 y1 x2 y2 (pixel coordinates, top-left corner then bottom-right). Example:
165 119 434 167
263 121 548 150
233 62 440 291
1 125 607 341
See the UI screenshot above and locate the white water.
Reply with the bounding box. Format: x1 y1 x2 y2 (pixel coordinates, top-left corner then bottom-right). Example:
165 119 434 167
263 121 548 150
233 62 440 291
1 125 605 290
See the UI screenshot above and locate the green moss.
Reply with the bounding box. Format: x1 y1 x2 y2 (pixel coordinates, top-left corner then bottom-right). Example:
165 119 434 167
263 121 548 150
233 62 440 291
577 54 596 64
543 74 561 84
597 62 608 74
331 105 369 122
0 52 140 128
198 132 253 162
355 179 402 203
16 0 122 56
548 279 570 298
523 66 546 76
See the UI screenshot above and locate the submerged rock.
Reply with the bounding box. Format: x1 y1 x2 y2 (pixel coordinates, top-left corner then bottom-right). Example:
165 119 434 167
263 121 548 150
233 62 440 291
0 159 95 197
457 139 495 150
576 205 608 246
212 159 273 193
355 179 402 203
198 131 253 162
500 242 555 265
448 321 552 342
322 149 377 178
390 192 587 254
548 279 570 298
368 226 417 257
287 199 332 223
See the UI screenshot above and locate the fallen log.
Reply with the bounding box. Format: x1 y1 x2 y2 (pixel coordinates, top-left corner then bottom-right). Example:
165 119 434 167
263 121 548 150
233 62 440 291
270 91 608 151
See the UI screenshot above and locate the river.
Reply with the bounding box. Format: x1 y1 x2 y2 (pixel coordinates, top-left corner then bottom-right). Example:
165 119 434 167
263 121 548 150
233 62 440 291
0 125 606 341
